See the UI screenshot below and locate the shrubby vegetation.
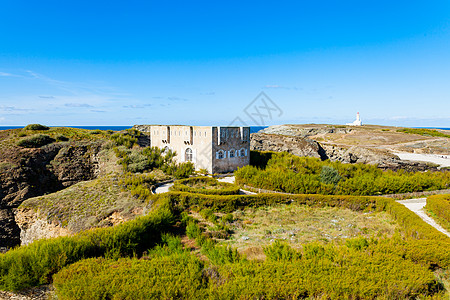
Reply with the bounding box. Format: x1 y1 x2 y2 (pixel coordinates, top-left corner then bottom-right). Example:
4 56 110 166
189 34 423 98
17 134 55 148
2 174 450 298
3 140 450 297
110 129 142 148
170 176 240 195
236 152 450 195
24 124 50 131
0 198 176 291
112 137 194 178
426 194 450 228
397 128 450 138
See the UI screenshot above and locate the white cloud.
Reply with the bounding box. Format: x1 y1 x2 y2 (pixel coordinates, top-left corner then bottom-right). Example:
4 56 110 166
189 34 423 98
64 103 93 108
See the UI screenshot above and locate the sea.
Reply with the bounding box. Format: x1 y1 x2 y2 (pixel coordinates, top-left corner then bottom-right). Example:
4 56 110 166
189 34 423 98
0 125 269 133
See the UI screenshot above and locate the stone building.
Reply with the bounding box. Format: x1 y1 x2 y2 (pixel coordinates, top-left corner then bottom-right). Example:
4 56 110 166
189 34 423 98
134 125 250 174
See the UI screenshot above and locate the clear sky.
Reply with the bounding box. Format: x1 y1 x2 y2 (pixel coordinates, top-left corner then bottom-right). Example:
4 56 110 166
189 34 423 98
1 1 449 127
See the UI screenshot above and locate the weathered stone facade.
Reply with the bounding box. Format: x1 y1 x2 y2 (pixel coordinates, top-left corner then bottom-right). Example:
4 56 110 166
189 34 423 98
134 125 250 173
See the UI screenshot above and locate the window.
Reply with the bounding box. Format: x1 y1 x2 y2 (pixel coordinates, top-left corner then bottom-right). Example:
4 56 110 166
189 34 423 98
217 150 224 159
204 131 207 136
185 148 193 161
240 148 245 156
229 149 235 158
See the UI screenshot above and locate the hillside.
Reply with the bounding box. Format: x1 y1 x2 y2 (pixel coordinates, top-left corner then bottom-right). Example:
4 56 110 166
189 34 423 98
0 127 116 250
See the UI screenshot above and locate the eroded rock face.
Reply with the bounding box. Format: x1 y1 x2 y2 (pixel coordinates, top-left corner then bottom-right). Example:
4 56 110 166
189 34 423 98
0 141 103 249
15 207 72 246
251 133 328 160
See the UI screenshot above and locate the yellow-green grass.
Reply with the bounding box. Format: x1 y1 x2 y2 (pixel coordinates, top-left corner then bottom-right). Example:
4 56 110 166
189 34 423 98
19 174 143 233
215 204 397 255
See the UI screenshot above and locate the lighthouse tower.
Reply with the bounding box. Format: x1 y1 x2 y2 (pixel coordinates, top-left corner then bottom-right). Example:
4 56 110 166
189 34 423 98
346 112 363 126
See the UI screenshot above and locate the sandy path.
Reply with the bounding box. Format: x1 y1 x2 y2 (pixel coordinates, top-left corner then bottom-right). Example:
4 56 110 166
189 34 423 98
154 182 173 194
396 198 450 237
393 152 450 168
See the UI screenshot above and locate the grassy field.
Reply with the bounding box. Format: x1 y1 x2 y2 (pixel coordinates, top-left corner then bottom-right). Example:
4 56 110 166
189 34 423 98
209 204 398 258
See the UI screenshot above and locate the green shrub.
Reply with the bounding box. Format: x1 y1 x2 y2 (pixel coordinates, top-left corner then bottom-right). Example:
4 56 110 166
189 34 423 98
0 198 176 291
115 146 177 173
320 165 341 185
119 173 156 200
165 162 195 179
55 134 69 142
426 194 450 226
170 176 240 195
186 221 201 239
24 124 49 131
264 240 301 261
236 152 450 196
17 134 55 148
397 128 450 138
110 130 141 148
53 254 207 300
90 129 102 135
221 213 234 224
200 208 217 223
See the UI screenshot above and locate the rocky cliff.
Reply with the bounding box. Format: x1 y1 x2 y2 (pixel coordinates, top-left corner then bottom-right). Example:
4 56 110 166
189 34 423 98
0 128 105 250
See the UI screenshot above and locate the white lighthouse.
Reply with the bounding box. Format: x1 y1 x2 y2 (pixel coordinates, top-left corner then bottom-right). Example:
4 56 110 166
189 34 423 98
346 112 362 126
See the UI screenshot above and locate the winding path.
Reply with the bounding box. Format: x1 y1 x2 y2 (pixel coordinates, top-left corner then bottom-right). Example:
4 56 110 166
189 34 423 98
153 182 173 194
396 198 450 237
153 176 256 195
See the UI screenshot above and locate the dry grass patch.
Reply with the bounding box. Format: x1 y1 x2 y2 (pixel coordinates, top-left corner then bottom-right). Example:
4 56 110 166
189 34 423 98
220 204 398 253
19 174 145 233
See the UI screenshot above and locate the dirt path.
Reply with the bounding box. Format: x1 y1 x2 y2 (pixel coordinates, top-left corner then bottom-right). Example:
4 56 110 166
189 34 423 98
154 182 173 194
396 198 450 237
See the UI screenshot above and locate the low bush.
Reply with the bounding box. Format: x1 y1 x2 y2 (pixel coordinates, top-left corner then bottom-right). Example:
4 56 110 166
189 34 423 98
0 198 176 291
55 134 69 142
426 194 450 226
119 172 156 200
24 124 49 131
17 134 55 148
170 176 240 195
52 238 445 299
397 128 450 138
114 146 177 173
236 152 450 195
110 129 141 148
53 254 207 300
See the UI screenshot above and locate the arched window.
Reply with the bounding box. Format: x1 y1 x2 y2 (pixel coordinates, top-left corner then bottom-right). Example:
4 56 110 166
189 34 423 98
240 148 245 157
229 149 235 158
185 148 193 161
217 150 224 159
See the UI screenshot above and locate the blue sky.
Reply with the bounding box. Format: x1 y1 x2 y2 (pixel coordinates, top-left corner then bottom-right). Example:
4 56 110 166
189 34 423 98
1 1 449 127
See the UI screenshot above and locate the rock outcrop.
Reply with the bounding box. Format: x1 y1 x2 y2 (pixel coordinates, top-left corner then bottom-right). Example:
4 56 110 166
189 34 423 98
0 141 103 249
15 207 72 246
251 133 328 160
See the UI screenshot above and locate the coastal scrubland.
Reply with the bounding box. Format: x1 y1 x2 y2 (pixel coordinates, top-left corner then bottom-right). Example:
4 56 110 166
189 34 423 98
426 194 450 232
236 151 450 195
1 125 450 299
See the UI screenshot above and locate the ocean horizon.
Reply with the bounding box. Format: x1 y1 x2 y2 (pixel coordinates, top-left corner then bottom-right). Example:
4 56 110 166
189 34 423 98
0 125 271 134
0 125 449 133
